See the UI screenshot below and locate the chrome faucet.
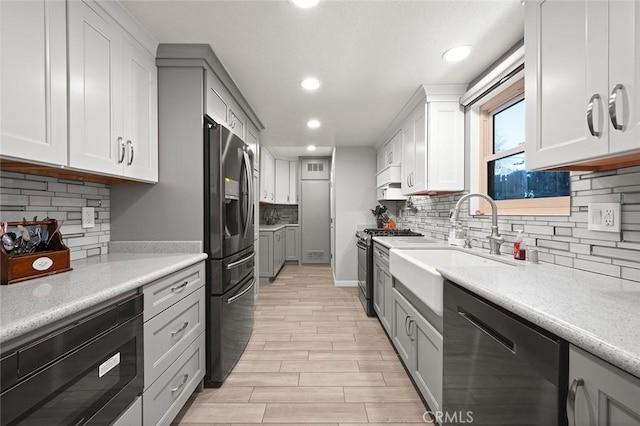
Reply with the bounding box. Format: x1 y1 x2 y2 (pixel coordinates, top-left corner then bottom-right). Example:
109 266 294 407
450 193 505 255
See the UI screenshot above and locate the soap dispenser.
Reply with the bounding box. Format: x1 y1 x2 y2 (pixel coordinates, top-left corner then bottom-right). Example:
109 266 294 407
513 230 526 260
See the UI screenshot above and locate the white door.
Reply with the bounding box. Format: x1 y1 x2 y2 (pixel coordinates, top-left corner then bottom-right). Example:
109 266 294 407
525 0 609 170
609 0 640 155
0 0 67 165
122 37 158 182
427 102 464 192
68 0 124 176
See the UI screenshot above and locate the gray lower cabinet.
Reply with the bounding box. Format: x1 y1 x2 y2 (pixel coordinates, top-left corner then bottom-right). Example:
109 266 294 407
392 288 442 412
259 227 289 279
372 243 392 333
112 397 142 426
285 226 299 262
142 261 206 426
569 345 640 425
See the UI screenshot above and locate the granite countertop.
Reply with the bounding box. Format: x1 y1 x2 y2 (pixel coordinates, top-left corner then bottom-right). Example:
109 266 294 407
0 252 207 346
388 246 640 377
259 223 299 231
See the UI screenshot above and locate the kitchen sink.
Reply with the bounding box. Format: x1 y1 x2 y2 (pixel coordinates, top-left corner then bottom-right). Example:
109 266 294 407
389 248 514 316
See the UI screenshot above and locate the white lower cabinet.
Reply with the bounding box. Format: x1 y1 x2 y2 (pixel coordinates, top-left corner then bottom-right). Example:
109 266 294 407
569 345 640 426
142 261 206 426
392 288 442 412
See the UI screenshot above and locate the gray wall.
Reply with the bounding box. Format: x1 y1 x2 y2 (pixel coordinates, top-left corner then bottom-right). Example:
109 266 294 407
110 66 205 242
396 166 640 283
333 146 378 283
0 171 110 260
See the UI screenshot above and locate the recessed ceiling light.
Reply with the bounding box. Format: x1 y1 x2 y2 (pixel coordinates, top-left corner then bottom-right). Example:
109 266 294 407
307 145 317 151
442 45 472 62
301 77 320 91
307 119 321 129
291 0 320 8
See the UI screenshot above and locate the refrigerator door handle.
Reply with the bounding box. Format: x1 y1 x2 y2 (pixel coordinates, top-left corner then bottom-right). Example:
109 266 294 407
242 150 253 239
226 252 255 270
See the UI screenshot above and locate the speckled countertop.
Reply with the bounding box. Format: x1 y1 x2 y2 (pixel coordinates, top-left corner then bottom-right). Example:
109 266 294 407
373 236 442 249
259 224 299 231
389 246 640 378
0 252 207 346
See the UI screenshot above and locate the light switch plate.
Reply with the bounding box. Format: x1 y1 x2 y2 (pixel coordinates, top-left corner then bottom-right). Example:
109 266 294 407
82 207 95 228
587 203 621 233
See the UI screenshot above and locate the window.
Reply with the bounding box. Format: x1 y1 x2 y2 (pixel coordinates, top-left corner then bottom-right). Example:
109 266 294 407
478 78 570 215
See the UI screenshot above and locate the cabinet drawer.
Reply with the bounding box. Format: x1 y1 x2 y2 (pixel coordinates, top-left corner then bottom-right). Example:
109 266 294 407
143 334 205 426
144 286 205 388
143 262 204 321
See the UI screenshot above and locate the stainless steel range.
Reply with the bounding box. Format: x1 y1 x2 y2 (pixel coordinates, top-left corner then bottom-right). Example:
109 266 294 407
356 228 423 316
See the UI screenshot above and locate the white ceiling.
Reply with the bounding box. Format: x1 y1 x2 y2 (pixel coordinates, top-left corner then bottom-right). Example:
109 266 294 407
122 0 524 155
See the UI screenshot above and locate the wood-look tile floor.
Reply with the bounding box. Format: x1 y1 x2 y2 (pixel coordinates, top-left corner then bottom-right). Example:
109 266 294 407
173 265 431 425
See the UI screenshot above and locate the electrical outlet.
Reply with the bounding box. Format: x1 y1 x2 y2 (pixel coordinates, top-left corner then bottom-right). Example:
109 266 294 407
587 203 621 233
82 207 95 228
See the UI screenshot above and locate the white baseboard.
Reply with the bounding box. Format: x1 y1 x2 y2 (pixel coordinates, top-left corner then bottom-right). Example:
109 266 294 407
334 280 358 287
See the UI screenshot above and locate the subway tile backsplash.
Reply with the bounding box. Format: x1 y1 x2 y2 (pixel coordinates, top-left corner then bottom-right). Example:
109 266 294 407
396 166 640 283
0 171 110 261
259 204 299 225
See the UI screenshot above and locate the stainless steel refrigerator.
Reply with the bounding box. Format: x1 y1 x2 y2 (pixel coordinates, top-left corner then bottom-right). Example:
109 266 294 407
204 115 255 387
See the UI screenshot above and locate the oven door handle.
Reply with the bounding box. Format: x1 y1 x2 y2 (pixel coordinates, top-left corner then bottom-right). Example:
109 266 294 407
356 241 368 250
227 279 255 304
227 252 255 270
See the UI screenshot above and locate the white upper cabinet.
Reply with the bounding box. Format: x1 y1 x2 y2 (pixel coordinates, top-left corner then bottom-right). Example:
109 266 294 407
206 71 248 141
400 87 465 196
121 36 157 181
68 0 158 182
275 159 290 204
0 0 67 166
377 130 402 172
274 159 298 205
260 147 275 203
68 0 123 176
246 121 260 172
525 0 640 170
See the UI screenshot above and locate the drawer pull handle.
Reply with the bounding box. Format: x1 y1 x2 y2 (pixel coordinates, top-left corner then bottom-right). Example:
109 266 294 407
171 322 189 337
171 281 189 292
171 373 189 394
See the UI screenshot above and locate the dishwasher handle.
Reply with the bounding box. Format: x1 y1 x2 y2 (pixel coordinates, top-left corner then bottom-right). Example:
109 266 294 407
458 308 515 353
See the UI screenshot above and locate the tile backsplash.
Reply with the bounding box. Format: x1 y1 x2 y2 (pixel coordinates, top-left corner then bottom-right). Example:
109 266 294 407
0 171 110 261
259 204 299 225
396 166 640 283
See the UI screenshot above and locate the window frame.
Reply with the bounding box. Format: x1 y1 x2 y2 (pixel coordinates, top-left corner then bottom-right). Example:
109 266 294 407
477 77 570 216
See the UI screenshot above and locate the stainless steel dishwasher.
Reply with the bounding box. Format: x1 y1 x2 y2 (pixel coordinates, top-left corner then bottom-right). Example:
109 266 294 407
443 280 568 426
